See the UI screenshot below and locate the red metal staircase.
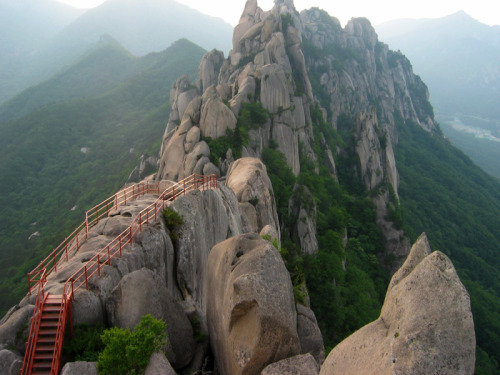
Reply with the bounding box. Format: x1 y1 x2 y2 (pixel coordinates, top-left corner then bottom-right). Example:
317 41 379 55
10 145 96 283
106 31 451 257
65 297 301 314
21 174 217 374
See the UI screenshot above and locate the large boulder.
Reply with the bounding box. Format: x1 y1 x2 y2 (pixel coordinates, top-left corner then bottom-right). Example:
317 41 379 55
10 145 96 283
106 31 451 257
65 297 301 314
106 268 195 369
207 233 300 375
60 362 98 375
0 304 34 353
226 158 280 241
144 352 176 375
261 353 319 375
171 186 243 327
0 349 22 375
320 233 476 375
296 304 325 365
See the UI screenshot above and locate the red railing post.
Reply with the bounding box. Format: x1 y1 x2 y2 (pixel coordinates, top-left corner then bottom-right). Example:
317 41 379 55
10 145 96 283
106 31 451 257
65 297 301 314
106 201 110 217
154 203 157 221
98 255 101 276
139 213 142 232
107 246 111 265
129 227 133 244
65 240 68 261
119 236 123 256
27 274 31 295
124 191 127 205
85 266 88 290
54 252 57 272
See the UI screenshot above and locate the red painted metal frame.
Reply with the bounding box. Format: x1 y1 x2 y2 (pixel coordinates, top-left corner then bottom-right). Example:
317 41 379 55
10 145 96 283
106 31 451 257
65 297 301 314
26 181 161 294
63 174 217 298
21 269 48 375
22 174 217 375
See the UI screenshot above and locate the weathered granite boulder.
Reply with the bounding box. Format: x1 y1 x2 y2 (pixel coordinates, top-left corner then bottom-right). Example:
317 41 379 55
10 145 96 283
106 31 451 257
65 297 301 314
106 268 194 369
144 352 176 375
261 353 319 375
60 361 98 375
0 349 22 375
0 304 34 353
207 233 300 375
171 186 243 327
197 49 225 94
200 85 237 139
226 158 280 241
320 233 476 375
289 184 318 254
296 304 325 365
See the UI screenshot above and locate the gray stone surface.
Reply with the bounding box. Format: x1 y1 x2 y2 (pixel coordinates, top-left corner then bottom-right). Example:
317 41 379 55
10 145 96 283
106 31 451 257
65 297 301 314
60 361 98 375
0 349 22 375
207 233 300 375
226 158 280 241
0 305 34 353
144 352 176 375
320 233 476 375
296 304 325 365
261 353 319 375
106 268 194 369
172 186 243 327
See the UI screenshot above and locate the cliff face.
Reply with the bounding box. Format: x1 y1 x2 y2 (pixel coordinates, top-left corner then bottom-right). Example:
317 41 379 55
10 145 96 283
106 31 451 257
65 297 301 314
0 0 477 374
157 0 430 262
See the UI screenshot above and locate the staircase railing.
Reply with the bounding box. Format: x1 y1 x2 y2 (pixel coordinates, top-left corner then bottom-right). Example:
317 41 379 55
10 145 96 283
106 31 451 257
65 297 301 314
21 269 47 375
63 174 217 298
27 180 161 294
22 174 218 375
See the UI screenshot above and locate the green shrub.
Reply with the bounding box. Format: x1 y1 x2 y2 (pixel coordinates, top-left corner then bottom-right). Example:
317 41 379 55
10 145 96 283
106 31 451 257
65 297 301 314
63 324 105 362
162 207 184 239
97 314 167 375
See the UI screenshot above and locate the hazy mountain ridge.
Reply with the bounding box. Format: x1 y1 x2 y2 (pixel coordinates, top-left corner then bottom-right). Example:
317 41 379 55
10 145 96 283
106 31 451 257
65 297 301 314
0 0 232 106
375 11 500 121
0 38 205 312
0 1 499 374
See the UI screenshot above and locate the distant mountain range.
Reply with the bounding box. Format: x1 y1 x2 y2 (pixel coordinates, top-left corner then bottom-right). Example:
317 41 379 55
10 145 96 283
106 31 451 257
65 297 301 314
0 0 232 104
376 11 500 179
376 11 500 120
0 37 206 312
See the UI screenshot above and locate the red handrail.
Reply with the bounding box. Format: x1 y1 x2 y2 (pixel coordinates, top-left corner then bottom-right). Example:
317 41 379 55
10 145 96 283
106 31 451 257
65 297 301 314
21 269 47 375
50 295 69 375
22 174 217 375
63 174 217 298
27 181 161 294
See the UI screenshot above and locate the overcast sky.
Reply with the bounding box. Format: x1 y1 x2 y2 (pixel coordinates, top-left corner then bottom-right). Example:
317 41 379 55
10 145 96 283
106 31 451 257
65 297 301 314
56 0 500 27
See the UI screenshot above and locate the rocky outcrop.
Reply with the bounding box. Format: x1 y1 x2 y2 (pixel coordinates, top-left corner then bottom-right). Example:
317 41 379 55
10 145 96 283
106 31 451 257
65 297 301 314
353 108 399 195
106 268 195 369
226 158 280 241
320 233 476 375
206 233 301 375
288 184 318 254
144 352 176 375
171 185 243 327
60 362 98 375
261 353 319 375
0 304 34 353
0 181 246 372
296 304 325 365
300 9 437 142
0 350 22 375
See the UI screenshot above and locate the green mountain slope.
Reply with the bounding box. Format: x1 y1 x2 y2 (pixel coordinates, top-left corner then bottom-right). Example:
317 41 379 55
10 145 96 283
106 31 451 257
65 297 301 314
0 38 205 315
395 120 500 372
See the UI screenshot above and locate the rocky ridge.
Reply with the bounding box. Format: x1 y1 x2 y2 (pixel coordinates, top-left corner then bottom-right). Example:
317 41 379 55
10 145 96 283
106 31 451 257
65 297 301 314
0 0 477 374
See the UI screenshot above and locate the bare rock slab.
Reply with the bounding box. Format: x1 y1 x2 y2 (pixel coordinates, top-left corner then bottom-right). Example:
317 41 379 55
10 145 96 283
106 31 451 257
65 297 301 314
261 353 319 375
207 233 300 375
320 233 476 375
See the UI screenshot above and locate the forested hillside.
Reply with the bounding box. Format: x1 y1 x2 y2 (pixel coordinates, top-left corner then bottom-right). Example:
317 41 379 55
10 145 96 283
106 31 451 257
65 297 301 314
0 39 205 314
395 119 500 373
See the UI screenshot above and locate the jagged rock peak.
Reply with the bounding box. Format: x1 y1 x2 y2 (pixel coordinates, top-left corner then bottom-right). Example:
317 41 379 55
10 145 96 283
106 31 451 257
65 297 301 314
320 233 476 375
